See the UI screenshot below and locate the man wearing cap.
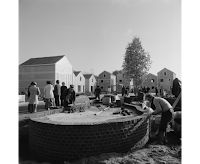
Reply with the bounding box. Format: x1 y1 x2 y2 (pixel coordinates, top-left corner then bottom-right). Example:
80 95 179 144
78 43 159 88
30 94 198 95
64 85 76 109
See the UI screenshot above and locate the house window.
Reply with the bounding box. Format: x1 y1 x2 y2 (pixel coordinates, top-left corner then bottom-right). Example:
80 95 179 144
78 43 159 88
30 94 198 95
152 86 154 89
80 77 81 81
101 80 103 83
160 79 163 82
164 72 167 75
101 86 103 89
151 79 154 82
78 85 81 92
169 79 171 81
103 74 105 77
119 80 122 83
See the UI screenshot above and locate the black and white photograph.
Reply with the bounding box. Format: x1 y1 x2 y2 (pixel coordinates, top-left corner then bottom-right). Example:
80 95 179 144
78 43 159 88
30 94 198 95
17 0 185 163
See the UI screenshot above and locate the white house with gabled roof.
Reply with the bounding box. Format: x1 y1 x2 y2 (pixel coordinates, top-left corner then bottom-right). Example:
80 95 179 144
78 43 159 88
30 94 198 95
19 55 73 95
73 71 85 93
83 74 97 92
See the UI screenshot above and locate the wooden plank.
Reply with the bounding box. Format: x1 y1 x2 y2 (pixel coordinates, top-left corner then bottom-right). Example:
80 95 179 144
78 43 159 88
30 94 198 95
172 91 181 109
94 107 110 115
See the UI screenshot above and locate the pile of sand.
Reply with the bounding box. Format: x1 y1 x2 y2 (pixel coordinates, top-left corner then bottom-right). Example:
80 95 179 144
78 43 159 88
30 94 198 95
70 144 181 164
37 107 138 123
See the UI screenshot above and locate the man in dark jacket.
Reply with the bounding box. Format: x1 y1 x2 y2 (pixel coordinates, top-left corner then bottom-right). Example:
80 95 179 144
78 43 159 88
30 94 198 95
122 86 125 96
54 80 61 106
60 82 67 106
155 87 158 96
147 86 150 93
64 85 76 108
27 83 32 112
94 86 101 100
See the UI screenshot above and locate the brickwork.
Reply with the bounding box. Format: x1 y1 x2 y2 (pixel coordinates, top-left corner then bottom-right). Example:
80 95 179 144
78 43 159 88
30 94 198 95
19 101 92 137
29 115 150 163
19 108 64 138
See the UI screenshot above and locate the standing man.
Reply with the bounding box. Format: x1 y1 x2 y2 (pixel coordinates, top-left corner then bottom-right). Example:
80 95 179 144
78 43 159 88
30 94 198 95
94 86 101 100
44 81 54 110
160 86 164 97
147 86 150 93
122 86 125 96
145 93 173 144
155 87 158 96
54 80 61 106
124 86 128 96
28 82 40 113
64 85 76 109
27 82 32 112
107 86 111 94
60 82 67 107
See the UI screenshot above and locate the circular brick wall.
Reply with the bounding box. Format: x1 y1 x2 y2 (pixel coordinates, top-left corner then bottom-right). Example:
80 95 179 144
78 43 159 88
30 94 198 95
29 115 150 163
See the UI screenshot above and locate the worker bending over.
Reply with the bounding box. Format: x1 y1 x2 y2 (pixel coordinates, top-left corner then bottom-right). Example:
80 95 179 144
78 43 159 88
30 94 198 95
145 93 174 144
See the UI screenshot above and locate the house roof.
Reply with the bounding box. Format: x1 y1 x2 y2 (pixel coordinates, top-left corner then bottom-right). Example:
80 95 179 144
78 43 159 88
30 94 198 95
73 71 81 76
94 75 99 80
157 68 175 74
83 74 93 79
99 70 112 76
20 55 65 66
147 73 157 77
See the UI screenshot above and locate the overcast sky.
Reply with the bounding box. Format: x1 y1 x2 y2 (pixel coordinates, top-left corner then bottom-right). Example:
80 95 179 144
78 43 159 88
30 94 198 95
19 0 181 79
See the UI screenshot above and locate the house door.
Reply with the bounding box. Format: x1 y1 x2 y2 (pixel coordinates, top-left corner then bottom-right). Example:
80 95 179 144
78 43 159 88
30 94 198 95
91 86 93 92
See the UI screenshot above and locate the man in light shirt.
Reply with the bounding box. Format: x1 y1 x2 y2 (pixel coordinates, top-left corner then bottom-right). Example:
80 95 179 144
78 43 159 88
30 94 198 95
44 81 54 110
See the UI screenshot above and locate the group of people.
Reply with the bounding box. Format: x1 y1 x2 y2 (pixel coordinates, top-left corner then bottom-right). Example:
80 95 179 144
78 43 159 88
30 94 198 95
27 80 76 113
139 86 150 94
121 86 129 96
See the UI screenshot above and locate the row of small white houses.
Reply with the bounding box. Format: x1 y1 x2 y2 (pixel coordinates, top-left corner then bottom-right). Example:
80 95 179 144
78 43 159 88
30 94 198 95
19 55 177 95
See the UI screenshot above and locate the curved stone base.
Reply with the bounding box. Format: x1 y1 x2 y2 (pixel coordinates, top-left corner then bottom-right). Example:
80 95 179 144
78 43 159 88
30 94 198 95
29 115 150 163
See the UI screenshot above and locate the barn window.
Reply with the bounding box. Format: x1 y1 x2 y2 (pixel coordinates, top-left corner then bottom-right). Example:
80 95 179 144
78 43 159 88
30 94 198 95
119 80 122 82
101 80 103 83
160 79 163 82
103 74 105 77
164 72 167 75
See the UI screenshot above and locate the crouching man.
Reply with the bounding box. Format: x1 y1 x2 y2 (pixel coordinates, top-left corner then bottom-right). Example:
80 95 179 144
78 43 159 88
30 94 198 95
145 93 174 144
64 85 76 110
